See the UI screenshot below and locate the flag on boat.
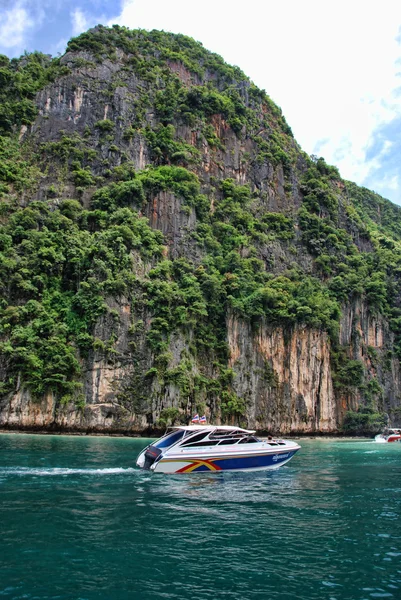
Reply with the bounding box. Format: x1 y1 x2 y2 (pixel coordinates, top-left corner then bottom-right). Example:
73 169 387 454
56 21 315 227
191 414 200 422
199 415 207 423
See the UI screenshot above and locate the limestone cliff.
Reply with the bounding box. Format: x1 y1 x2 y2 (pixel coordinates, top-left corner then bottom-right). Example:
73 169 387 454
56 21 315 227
1 26 401 434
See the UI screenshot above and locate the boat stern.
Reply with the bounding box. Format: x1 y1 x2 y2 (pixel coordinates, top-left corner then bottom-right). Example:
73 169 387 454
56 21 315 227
136 445 163 470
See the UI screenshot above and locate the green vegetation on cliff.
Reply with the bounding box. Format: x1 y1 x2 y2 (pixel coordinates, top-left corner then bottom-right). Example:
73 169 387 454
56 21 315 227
1 25 401 431
0 52 70 135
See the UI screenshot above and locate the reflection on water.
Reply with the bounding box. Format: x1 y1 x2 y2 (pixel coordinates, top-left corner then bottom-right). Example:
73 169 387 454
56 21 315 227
0 435 400 600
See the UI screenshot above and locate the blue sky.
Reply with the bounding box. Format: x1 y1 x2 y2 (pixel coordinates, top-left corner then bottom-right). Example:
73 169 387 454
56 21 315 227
0 0 117 57
2 0 401 207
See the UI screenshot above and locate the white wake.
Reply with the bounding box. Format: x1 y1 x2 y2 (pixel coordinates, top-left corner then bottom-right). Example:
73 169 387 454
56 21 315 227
0 467 137 476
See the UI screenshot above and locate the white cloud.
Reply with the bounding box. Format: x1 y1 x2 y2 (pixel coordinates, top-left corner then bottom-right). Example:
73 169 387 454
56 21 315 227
70 6 111 39
0 1 34 49
71 8 91 37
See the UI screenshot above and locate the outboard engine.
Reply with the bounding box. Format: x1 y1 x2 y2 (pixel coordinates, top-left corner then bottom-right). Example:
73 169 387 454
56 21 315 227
143 445 163 470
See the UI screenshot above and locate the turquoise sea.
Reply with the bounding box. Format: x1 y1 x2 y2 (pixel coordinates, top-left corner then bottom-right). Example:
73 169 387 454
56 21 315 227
0 434 400 600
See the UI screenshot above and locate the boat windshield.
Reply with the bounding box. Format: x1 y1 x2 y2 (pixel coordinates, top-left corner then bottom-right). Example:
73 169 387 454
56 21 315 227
180 431 210 446
178 430 261 448
153 429 186 449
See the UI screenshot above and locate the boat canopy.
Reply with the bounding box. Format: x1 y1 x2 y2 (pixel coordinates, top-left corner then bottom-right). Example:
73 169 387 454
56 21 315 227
170 425 256 434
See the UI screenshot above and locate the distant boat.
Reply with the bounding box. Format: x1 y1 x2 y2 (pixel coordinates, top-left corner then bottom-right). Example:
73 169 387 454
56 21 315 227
374 428 401 443
136 425 301 474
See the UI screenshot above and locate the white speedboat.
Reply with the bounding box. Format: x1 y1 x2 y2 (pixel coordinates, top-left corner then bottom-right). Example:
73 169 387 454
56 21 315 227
374 428 401 443
136 425 301 474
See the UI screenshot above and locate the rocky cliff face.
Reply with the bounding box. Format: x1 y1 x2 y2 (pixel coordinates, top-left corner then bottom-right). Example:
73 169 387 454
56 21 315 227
1 26 401 434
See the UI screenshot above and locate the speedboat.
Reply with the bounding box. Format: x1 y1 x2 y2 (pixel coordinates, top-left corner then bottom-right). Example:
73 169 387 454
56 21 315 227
374 428 401 443
136 425 301 474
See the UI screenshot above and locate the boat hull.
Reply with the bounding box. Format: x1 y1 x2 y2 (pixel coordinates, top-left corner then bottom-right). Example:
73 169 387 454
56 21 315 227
151 448 299 474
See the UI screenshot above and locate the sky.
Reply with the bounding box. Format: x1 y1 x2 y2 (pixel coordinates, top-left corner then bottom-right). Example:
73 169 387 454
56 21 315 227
1 0 401 205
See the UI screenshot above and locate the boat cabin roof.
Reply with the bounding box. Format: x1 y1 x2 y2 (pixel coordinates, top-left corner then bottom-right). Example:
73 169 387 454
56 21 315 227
170 425 256 434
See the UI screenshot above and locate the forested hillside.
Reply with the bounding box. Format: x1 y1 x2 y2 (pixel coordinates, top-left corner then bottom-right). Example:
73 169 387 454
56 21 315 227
1 25 401 434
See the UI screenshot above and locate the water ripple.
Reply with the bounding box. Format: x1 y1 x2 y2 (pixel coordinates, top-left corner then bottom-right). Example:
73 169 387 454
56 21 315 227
0 436 400 600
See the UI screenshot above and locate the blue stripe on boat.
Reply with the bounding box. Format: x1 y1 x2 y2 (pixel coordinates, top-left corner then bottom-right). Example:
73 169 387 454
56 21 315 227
192 451 297 471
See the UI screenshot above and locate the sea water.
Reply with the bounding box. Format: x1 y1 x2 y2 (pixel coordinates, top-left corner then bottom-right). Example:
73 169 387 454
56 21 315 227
0 434 400 600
